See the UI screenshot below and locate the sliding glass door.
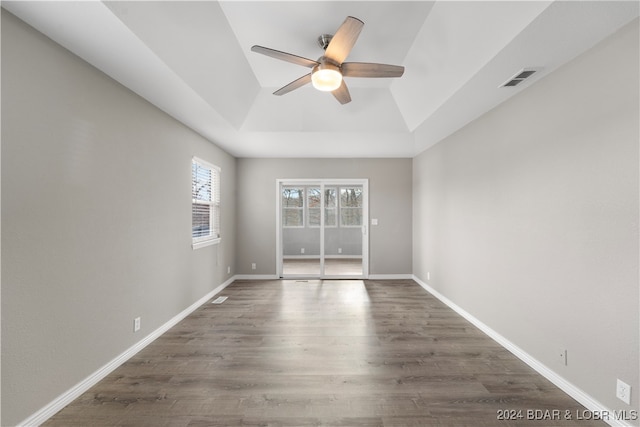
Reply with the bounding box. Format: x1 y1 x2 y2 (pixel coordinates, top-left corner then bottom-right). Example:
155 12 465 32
277 179 368 279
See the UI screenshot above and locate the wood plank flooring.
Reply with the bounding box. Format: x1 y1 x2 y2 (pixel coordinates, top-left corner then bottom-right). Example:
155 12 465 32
44 279 605 426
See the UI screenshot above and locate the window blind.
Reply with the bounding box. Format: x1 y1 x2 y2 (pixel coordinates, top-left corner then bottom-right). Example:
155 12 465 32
192 157 220 246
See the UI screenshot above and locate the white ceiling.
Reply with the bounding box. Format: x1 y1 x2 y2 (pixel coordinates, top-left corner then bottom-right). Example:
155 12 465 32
3 1 638 158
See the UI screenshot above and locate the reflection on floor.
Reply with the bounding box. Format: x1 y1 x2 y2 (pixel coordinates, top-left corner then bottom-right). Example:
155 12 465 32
283 258 363 276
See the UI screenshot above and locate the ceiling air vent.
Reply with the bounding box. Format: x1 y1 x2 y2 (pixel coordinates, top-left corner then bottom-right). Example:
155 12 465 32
500 68 538 88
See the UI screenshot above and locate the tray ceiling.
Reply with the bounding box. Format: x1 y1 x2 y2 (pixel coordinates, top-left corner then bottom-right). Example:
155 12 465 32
3 1 638 157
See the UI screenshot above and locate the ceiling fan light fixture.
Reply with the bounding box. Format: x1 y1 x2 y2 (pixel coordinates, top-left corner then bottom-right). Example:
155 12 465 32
311 62 342 92
252 16 404 103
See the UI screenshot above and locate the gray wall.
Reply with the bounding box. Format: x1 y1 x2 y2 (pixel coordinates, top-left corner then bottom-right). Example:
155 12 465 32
237 158 412 276
1 11 236 425
413 19 639 413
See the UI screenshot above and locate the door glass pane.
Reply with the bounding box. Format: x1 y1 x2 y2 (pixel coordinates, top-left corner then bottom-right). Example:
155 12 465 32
324 188 337 227
282 185 320 276
325 185 363 276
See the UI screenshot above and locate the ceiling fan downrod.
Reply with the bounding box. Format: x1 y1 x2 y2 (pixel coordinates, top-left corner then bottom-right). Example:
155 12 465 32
317 34 333 50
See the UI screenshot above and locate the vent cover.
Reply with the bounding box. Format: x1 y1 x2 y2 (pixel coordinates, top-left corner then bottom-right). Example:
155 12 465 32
500 68 539 88
211 296 228 304
503 79 523 87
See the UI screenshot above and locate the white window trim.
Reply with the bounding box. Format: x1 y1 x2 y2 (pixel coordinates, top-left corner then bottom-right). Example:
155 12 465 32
192 156 221 250
191 237 222 250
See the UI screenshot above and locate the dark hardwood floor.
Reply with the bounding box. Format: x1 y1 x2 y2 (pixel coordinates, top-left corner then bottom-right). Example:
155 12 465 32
44 279 605 426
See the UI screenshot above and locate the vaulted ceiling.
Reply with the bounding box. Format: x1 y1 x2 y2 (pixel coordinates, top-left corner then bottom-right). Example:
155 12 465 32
3 1 638 158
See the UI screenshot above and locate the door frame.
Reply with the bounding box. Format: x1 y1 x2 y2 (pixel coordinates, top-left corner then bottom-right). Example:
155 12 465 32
276 178 369 279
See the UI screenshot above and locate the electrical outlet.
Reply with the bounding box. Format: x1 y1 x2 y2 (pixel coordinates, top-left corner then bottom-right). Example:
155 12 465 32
338 248 342 254
133 317 141 332
301 248 305 254
559 349 567 365
227 266 231 274
251 263 256 270
617 379 631 405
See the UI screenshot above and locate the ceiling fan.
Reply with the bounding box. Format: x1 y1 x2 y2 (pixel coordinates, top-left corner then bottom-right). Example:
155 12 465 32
251 16 405 105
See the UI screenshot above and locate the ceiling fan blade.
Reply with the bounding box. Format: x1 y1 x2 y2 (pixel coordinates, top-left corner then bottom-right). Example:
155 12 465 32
332 80 351 105
273 73 312 96
342 62 405 78
324 16 364 64
251 45 318 68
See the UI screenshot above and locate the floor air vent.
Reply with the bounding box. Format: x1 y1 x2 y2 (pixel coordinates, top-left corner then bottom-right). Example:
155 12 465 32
211 296 228 304
500 68 538 88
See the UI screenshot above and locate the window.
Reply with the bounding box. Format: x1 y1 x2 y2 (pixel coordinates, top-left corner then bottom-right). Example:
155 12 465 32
192 157 220 249
283 185 362 228
308 187 337 227
340 187 363 227
282 187 304 227
325 188 338 227
307 187 321 227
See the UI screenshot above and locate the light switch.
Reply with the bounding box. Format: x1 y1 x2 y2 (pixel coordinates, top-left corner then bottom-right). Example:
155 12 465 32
371 219 379 225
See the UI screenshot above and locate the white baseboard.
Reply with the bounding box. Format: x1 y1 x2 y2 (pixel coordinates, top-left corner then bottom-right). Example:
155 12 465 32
236 274 412 281
283 255 363 260
18 276 236 427
411 275 635 427
368 274 413 280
